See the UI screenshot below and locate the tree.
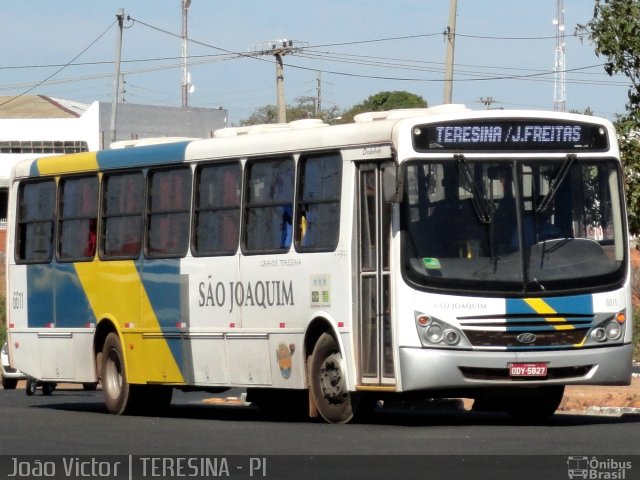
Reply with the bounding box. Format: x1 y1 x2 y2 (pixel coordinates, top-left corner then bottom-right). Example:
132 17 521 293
339 91 428 124
240 96 341 126
240 90 427 126
577 0 640 234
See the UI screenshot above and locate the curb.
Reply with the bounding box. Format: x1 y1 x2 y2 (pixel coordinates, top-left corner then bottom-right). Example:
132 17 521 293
579 406 640 416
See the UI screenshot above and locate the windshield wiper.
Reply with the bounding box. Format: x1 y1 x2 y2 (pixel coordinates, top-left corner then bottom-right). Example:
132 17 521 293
536 153 576 214
455 154 493 224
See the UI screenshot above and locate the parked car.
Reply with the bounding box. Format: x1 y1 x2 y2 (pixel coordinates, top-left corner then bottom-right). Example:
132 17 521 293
1 342 27 389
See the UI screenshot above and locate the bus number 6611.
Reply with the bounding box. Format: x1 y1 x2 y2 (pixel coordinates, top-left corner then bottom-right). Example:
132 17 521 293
12 291 24 310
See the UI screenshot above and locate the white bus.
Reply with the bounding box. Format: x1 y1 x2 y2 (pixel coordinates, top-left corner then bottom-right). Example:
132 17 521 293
5 105 633 423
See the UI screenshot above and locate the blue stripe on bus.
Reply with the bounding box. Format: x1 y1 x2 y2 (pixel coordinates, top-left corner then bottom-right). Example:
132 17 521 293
26 265 54 328
28 159 40 177
26 263 95 328
96 141 190 170
137 259 186 373
55 263 96 328
506 295 593 317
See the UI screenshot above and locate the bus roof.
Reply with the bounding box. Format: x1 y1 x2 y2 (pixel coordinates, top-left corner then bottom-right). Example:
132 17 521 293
11 105 614 179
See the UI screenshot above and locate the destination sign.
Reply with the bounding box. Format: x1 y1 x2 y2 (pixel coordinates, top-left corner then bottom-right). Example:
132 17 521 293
412 119 609 152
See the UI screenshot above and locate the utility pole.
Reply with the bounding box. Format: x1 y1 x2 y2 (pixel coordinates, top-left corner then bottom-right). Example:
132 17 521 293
181 0 192 108
315 71 322 116
553 0 566 111
274 40 294 123
118 73 126 104
443 0 458 104
110 8 124 144
251 40 306 123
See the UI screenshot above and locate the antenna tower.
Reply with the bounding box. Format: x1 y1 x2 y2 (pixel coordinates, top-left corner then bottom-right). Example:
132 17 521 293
553 0 566 112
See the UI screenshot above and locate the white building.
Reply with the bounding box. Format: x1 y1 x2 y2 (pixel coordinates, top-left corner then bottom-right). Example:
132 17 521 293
0 95 228 253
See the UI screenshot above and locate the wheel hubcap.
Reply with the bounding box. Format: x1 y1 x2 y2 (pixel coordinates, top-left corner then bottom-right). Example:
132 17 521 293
319 352 347 405
105 349 123 399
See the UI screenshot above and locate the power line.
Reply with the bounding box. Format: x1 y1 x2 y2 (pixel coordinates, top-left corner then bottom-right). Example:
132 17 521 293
0 19 116 108
1 14 628 110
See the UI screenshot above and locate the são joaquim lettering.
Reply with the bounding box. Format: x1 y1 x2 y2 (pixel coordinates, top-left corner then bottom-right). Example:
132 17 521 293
434 124 582 144
198 276 294 313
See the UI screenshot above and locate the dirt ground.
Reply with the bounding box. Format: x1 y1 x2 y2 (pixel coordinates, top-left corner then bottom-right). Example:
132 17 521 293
558 375 640 411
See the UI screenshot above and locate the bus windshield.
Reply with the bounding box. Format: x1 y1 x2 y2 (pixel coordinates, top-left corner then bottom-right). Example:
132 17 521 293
401 157 626 294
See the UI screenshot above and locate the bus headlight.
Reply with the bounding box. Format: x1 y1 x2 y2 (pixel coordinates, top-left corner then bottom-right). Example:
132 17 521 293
586 311 625 345
605 319 623 341
415 312 469 348
425 324 443 343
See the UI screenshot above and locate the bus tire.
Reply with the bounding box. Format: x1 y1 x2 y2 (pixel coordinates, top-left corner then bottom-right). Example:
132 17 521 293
101 332 132 415
308 333 356 424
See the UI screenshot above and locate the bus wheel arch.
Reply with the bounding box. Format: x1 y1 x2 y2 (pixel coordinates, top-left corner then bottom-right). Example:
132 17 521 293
304 319 357 424
93 319 119 382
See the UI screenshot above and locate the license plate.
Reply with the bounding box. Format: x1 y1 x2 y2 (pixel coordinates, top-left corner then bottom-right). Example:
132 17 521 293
509 363 548 377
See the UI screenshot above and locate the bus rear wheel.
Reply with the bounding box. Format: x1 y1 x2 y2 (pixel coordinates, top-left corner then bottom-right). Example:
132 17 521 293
101 333 173 415
102 333 131 415
308 333 356 424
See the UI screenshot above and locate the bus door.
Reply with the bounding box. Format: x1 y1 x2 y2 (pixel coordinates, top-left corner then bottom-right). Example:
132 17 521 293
357 162 395 386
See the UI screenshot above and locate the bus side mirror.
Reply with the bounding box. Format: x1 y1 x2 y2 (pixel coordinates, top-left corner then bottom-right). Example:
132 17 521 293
383 165 403 203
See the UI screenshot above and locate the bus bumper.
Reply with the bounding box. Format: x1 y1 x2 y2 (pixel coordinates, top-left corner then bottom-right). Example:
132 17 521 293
398 343 633 392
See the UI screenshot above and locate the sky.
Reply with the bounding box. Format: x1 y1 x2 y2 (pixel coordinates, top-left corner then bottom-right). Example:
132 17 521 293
0 1 632 126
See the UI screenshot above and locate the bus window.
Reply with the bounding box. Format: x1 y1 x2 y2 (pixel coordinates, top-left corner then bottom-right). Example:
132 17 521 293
296 152 342 251
244 157 294 253
58 176 98 261
147 168 192 257
16 179 56 263
193 162 241 256
101 172 144 259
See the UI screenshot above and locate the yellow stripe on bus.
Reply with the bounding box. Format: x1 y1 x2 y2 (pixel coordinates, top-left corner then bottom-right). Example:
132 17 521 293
523 298 574 331
35 152 99 175
74 260 185 385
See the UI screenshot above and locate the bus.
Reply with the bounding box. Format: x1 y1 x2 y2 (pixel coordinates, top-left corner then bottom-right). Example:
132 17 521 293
5 105 633 423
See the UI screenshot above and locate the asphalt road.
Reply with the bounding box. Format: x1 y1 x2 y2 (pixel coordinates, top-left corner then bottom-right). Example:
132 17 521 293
0 386 639 480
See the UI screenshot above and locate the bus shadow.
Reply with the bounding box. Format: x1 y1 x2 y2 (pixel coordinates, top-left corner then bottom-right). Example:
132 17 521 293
30 395 640 427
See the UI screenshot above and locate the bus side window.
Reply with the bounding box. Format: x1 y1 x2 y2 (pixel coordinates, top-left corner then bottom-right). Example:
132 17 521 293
16 180 56 263
102 172 144 259
58 176 98 261
193 162 241 256
244 157 294 253
147 167 192 258
295 152 342 251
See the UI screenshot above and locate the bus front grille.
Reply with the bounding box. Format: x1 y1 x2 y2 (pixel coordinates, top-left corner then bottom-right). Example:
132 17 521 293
463 328 589 349
457 314 597 350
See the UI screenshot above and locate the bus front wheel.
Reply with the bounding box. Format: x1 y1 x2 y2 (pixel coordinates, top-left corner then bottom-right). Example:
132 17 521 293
308 333 356 424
